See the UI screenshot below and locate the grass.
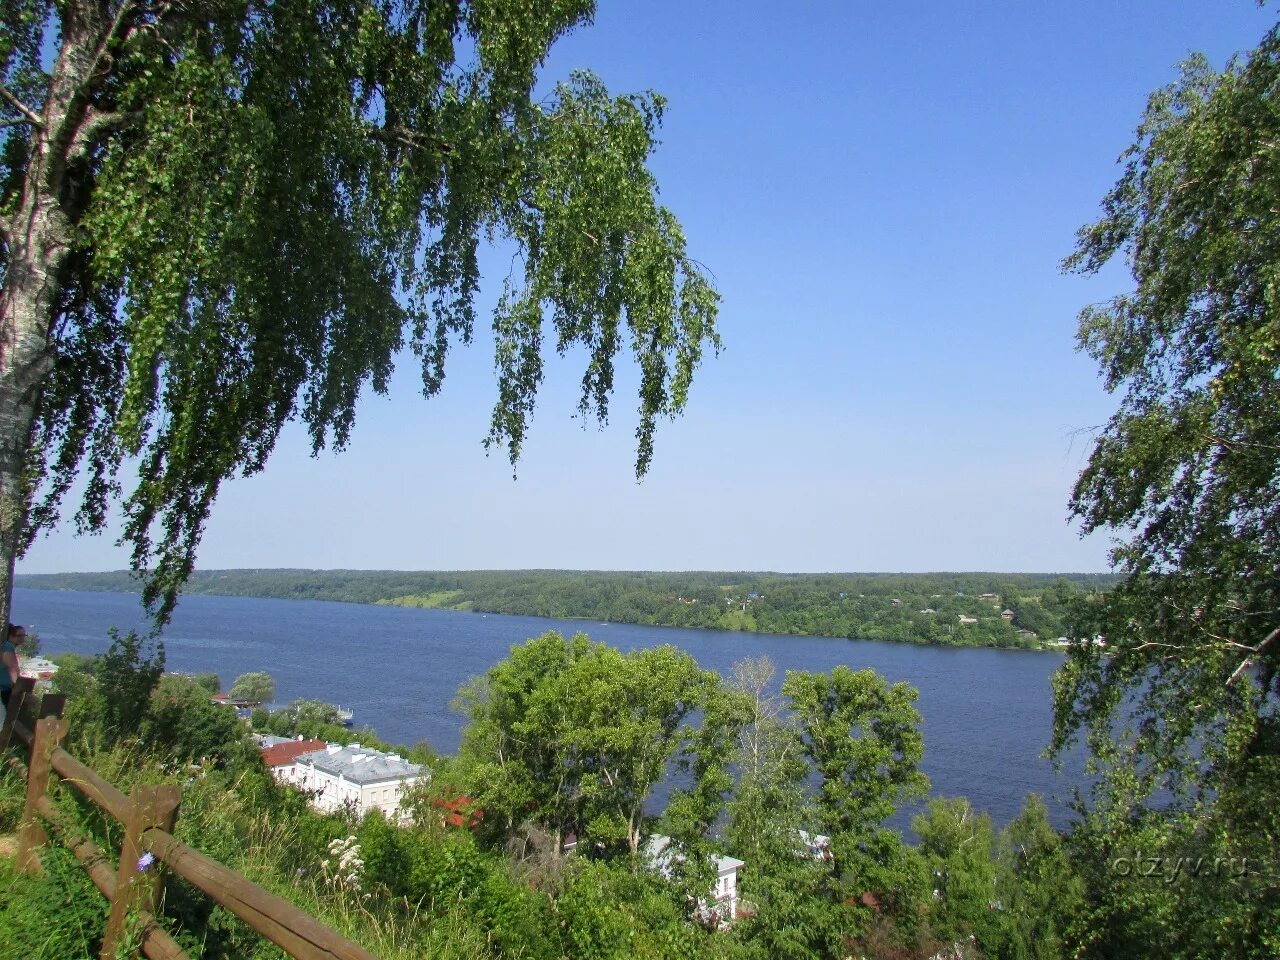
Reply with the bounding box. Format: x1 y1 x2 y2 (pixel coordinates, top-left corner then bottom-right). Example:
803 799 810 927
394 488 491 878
0 741 501 960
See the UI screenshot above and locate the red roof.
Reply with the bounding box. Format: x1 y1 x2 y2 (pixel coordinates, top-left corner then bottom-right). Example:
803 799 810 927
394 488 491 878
432 796 483 829
261 739 326 768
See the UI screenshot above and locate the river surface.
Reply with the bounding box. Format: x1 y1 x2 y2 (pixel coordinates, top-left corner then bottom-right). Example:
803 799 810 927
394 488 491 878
13 587 1086 829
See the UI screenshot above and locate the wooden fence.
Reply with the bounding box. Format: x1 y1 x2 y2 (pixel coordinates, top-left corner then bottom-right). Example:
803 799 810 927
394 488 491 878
0 677 379 960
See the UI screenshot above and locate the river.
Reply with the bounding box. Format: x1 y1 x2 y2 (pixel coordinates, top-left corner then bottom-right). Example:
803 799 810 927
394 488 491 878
13 586 1086 829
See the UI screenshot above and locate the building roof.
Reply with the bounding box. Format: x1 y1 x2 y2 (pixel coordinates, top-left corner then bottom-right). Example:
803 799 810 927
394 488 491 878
433 795 483 828
19 656 58 679
261 739 328 768
296 743 426 785
645 834 743 876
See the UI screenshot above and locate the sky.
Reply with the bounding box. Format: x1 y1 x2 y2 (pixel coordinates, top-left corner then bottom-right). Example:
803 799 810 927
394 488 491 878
16 1 1277 576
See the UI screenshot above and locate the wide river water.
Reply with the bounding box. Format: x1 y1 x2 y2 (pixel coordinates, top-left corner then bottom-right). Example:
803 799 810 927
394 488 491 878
13 587 1086 830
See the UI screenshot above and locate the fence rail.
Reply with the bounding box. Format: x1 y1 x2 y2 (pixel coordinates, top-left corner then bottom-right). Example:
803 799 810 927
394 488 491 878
0 677 379 960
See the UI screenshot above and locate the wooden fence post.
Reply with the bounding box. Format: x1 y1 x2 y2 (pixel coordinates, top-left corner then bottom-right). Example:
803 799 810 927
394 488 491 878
101 783 183 960
0 675 36 753
38 693 67 721
16 713 69 873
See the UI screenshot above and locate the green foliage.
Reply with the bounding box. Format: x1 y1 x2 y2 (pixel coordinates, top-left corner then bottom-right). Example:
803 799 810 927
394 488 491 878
783 666 928 895
722 657 834 960
11 627 1107 960
140 674 256 766
1059 16 1280 813
556 858 723 960
1056 19 1280 960
0 755 24 831
21 568 1110 649
913 797 999 948
258 698 382 749
4 0 719 624
991 796 1084 960
93 628 164 740
457 631 730 854
48 651 96 698
190 671 222 694
357 814 559 960
229 670 275 704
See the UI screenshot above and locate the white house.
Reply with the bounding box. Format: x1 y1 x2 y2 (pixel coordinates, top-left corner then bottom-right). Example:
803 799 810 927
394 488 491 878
260 736 329 788
286 742 427 823
645 834 745 924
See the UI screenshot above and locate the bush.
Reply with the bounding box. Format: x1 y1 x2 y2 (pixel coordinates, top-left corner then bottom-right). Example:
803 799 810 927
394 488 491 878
139 674 255 767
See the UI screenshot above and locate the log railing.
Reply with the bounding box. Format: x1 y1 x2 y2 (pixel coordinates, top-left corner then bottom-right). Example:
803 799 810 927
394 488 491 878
0 677 379 960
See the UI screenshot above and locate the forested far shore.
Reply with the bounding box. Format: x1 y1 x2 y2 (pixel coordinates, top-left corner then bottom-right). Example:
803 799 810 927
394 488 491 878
15 569 1116 649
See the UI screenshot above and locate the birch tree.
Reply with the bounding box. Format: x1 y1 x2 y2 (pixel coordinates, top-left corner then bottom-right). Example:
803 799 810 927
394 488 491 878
1058 20 1280 957
0 0 719 627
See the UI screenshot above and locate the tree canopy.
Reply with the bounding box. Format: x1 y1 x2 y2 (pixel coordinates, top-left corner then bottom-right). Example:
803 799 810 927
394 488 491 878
1058 21 1280 798
0 0 719 624
228 670 274 704
1056 19 1280 958
455 631 733 856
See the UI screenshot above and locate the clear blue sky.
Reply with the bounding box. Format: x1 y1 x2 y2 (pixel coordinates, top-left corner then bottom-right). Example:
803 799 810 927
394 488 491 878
17 1 1276 575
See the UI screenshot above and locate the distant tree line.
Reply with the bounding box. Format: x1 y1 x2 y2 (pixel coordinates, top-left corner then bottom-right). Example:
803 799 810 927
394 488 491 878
16 569 1115 650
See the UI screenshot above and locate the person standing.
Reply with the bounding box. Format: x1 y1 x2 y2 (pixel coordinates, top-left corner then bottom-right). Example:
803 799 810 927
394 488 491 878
1 624 23 709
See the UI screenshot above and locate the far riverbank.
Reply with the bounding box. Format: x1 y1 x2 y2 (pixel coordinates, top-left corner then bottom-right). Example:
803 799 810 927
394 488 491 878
16 567 1113 652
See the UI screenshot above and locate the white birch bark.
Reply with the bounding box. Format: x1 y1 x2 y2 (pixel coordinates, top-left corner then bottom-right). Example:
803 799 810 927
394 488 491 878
0 0 111 629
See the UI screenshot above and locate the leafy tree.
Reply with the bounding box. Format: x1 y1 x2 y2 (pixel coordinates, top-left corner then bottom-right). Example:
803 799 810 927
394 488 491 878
190 672 221 695
783 667 928 890
1057 19 1280 959
262 697 360 743
0 0 719 628
93 629 163 738
655 673 746 915
228 670 274 704
139 673 254 766
912 797 999 950
723 658 833 960
991 795 1083 960
555 858 721 960
456 632 726 856
776 666 931 956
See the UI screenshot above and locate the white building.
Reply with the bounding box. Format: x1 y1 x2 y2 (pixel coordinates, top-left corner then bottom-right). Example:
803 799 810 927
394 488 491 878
797 829 832 861
284 742 427 823
260 736 329 788
19 656 58 682
645 834 745 924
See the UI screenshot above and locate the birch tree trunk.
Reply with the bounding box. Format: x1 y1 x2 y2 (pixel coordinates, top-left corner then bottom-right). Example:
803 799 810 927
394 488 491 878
0 1 106 631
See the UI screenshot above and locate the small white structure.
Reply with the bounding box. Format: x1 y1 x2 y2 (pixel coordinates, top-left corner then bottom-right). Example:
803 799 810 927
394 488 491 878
19 656 58 685
289 743 427 823
797 829 832 861
645 834 744 923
